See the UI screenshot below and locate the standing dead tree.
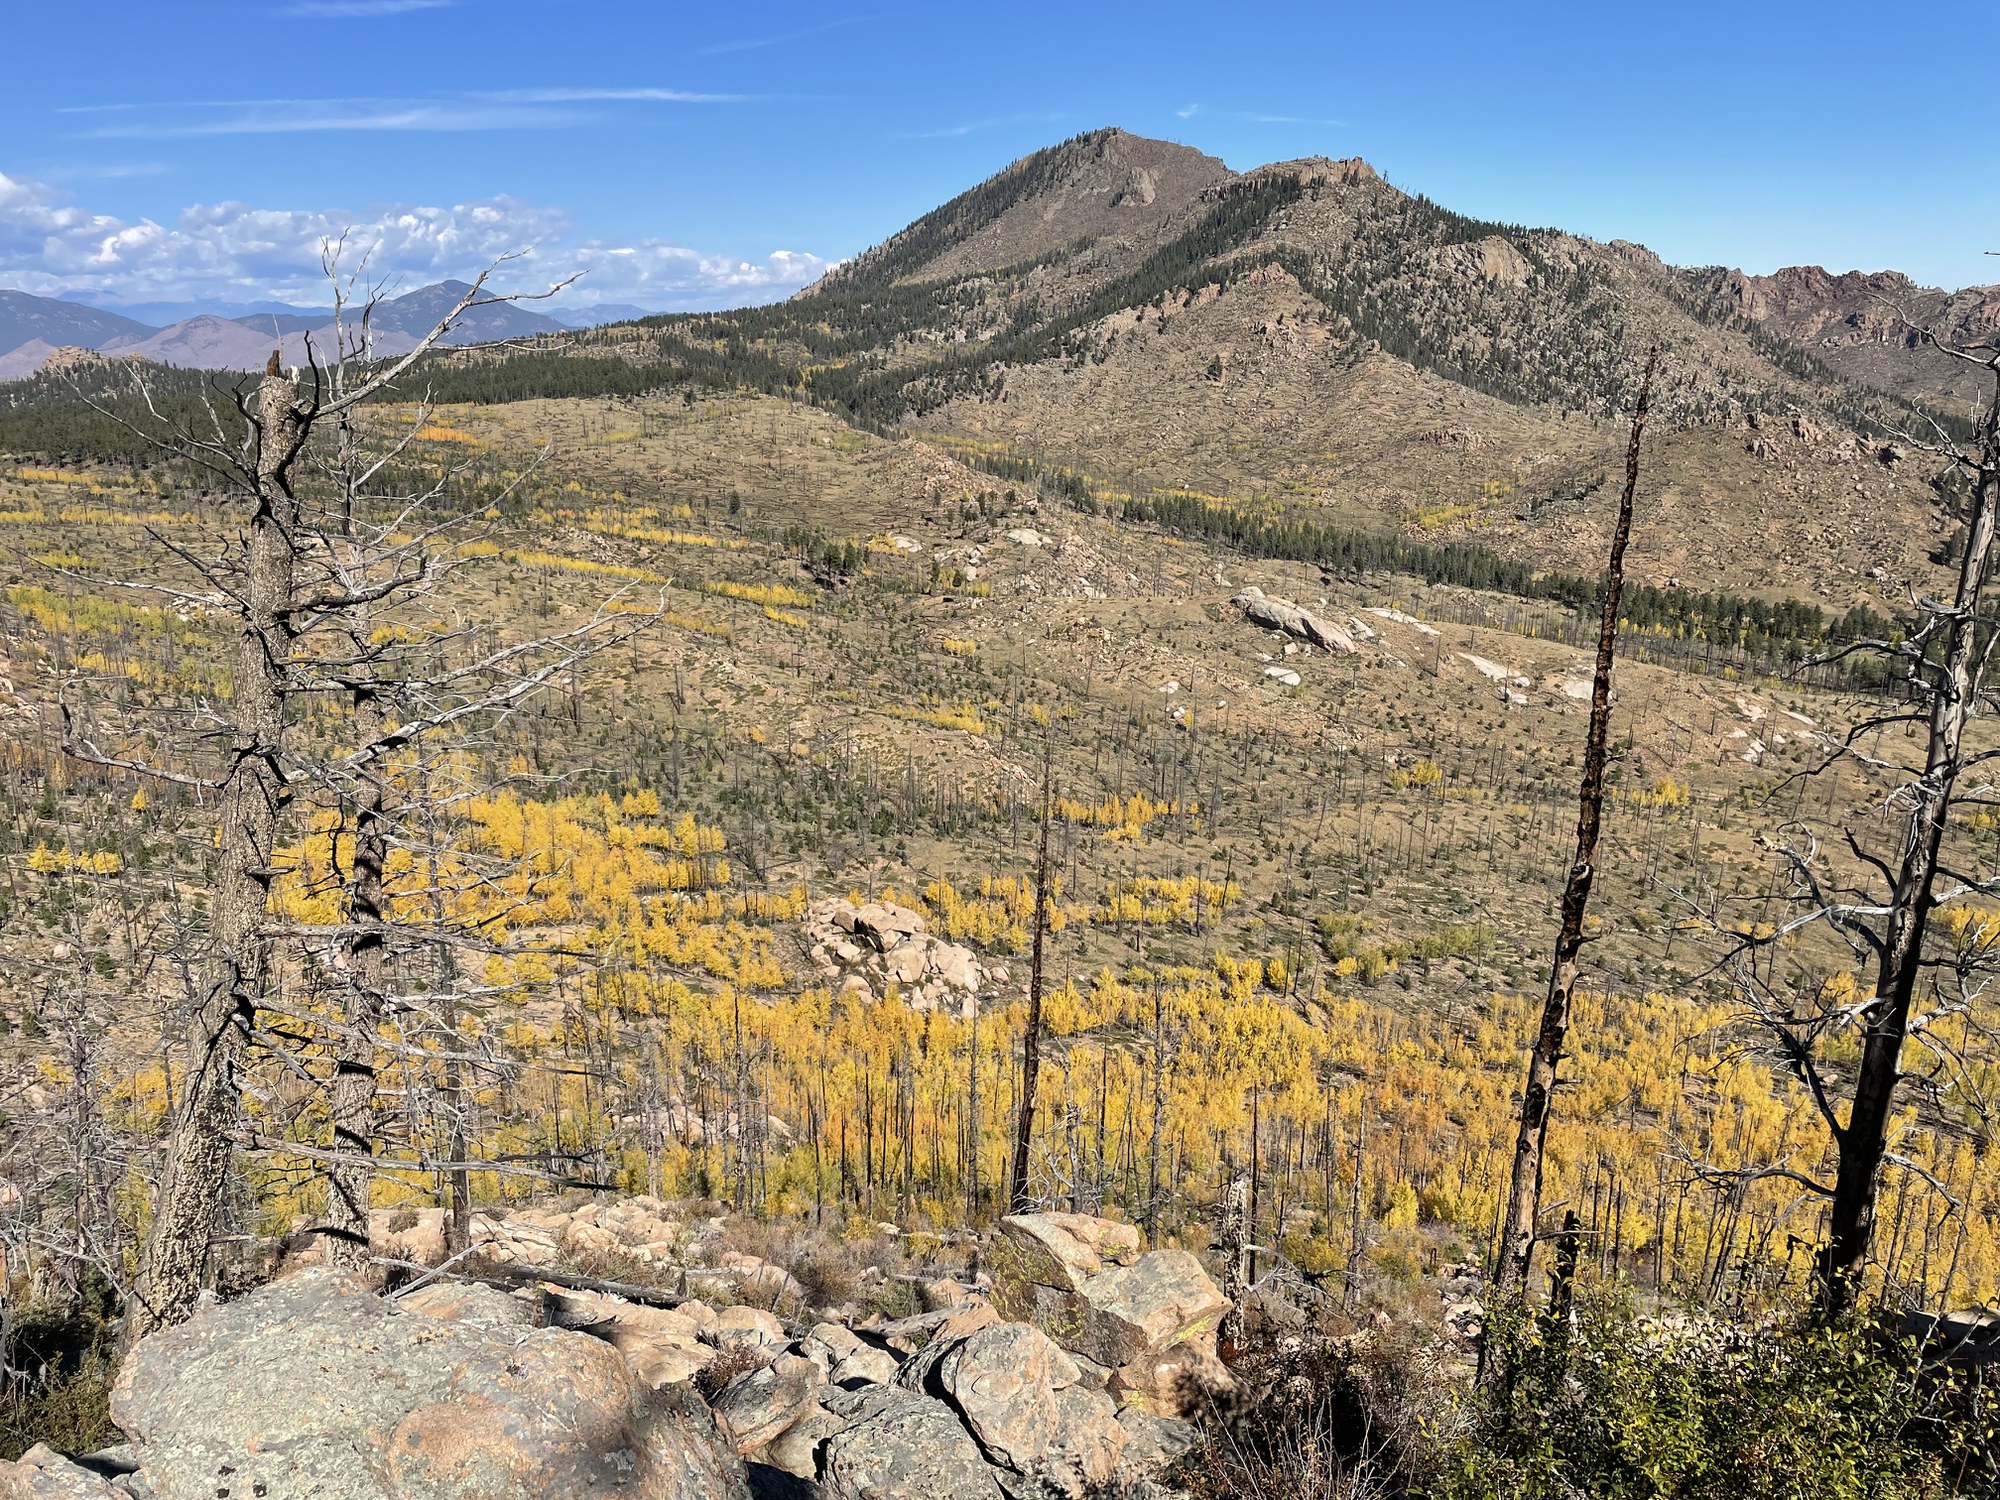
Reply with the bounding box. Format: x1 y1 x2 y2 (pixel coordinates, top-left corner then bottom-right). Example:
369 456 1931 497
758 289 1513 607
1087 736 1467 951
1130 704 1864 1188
55 253 658 1338
1483 347 1657 1379
1692 306 2000 1317
1009 735 1056 1214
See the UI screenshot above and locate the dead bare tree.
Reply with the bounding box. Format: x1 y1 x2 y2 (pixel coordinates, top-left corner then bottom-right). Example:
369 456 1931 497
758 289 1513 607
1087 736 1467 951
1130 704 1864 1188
1482 347 1657 1381
52 253 666 1338
1008 735 1056 1214
1693 304 2000 1317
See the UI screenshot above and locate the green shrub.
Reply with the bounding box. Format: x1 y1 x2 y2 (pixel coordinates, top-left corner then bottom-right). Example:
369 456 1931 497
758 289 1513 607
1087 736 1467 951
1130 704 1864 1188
0 1352 118 1462
1440 1295 1996 1499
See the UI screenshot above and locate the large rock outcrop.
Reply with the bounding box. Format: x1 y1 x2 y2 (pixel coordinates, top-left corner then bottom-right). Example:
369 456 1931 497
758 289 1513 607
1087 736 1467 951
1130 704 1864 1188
101 1271 749 1500
819 1386 1006 1500
800 898 997 1014
1231 586 1357 655
992 1216 1234 1418
0 1445 124 1499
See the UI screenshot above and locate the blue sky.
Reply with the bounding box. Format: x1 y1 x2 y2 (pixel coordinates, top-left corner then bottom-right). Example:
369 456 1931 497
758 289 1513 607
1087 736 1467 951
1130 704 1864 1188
4 0 1996 313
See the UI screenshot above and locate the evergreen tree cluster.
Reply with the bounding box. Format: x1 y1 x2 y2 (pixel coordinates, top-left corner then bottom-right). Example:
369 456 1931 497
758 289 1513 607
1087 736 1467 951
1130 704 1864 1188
1121 486 1900 666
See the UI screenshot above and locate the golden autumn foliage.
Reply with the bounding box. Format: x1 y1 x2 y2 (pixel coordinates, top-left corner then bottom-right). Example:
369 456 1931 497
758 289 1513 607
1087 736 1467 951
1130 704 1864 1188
239 772 2000 1305
701 580 815 609
880 701 988 735
25 844 124 876
1052 792 1196 839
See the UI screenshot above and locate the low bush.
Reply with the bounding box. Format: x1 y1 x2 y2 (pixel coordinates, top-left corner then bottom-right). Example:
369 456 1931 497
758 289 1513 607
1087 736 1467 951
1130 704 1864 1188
1439 1294 1997 1499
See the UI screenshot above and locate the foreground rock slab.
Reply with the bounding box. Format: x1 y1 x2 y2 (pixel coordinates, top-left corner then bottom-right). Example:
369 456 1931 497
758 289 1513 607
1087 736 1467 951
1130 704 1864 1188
992 1214 1235 1419
819 1387 1006 1500
0 1445 124 1499
108 1270 750 1500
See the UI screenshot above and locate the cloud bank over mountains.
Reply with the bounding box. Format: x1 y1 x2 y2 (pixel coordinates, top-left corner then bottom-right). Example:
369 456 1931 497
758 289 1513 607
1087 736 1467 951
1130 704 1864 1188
0 168 830 314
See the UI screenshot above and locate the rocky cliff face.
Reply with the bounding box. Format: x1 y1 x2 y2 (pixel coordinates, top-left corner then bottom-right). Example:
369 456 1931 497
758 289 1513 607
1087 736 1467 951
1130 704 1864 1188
1696 263 2000 416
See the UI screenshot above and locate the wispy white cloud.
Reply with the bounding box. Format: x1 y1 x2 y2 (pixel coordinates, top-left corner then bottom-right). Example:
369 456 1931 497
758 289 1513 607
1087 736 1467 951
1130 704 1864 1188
62 96 415 114
0 169 827 312
480 87 752 104
80 105 587 138
894 111 1066 141
33 162 175 180
282 0 451 16
700 15 869 55
68 87 751 138
1177 103 1201 119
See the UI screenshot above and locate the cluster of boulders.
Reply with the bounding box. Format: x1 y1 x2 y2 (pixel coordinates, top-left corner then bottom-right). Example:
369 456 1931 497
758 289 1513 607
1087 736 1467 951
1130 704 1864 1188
367 1197 813 1309
691 1212 1224 1496
710 1307 1184 1498
988 1213 1234 1419
1439 1259 1485 1342
800 898 1001 1015
0 1209 1222 1500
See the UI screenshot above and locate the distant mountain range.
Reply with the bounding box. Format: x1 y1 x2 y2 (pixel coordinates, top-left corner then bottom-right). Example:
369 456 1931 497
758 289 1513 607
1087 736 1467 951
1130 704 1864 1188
0 283 656 378
60 295 333 329
0 292 154 360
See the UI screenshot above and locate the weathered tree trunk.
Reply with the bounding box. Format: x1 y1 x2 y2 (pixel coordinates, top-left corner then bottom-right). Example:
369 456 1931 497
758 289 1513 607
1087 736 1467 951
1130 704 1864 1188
325 677 388 1268
1144 981 1166 1244
965 993 980 1222
1484 348 1655 1372
414 765 474 1256
441 957 473 1256
326 389 388 1268
1008 740 1054 1214
1217 1170 1250 1351
1820 396 2000 1314
126 362 302 1341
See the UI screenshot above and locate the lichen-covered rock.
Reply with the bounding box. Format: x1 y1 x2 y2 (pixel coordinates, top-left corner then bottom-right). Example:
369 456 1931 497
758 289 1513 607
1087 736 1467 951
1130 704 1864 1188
0 1446 123 1500
1106 1339 1236 1419
108 1270 750 1500
545 1289 716 1386
869 1302 993 1355
818 1386 1005 1500
931 1323 1077 1472
1045 1386 1128 1497
762 1395 846 1480
1074 1250 1230 1368
989 1276 1090 1341
1043 1213 1142 1266
712 1353 821 1454
829 1343 900 1387
1116 1407 1199 1471
798 1321 865 1377
996 1213 1111 1292
395 1277 538 1331
712 1303 788 1352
